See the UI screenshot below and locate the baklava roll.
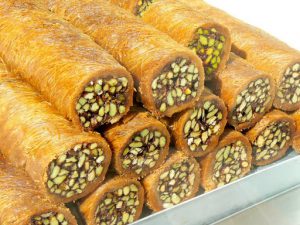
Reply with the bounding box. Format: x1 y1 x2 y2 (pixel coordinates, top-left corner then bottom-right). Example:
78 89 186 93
292 110 300 153
201 130 252 191
44 0 205 117
143 151 200 211
0 66 111 203
79 177 144 225
219 54 275 131
104 112 170 178
0 2 134 131
171 89 227 157
0 159 77 225
246 110 296 166
109 0 231 80
180 0 300 111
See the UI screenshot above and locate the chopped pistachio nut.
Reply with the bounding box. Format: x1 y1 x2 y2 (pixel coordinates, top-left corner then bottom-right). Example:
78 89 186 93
277 63 300 105
189 27 226 76
232 78 272 123
157 160 196 209
31 212 68 225
47 142 105 198
122 128 167 175
76 77 129 130
184 100 223 152
95 184 140 225
152 58 200 112
213 141 249 187
253 121 291 162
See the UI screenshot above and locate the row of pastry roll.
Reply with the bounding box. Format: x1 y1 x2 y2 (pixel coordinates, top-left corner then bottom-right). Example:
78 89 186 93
0 157 77 225
177 0 300 112
36 0 206 118
105 0 299 112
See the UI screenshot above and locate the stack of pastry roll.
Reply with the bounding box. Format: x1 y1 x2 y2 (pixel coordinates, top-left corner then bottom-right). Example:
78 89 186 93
104 111 170 178
0 63 111 203
292 110 300 153
246 110 296 165
200 130 252 191
0 1 134 131
0 158 77 225
218 54 276 131
109 0 232 80
41 0 205 117
143 151 201 211
79 177 144 225
179 0 300 112
170 88 227 157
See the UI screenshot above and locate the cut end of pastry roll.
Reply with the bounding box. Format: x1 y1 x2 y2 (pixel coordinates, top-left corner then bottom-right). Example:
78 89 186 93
76 74 133 131
47 140 111 201
231 77 273 127
80 177 144 225
104 112 170 177
275 62 300 111
143 151 200 211
151 57 202 116
189 25 230 78
246 110 295 166
220 54 276 131
31 211 70 225
201 130 252 191
172 89 227 157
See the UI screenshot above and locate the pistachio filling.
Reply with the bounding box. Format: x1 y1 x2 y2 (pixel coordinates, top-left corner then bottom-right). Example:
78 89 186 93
189 27 225 76
31 212 68 225
232 78 272 123
277 63 300 105
184 100 223 152
136 0 156 16
253 121 291 162
95 184 140 225
122 129 166 175
76 77 129 129
47 143 105 198
157 160 196 209
213 141 249 187
152 58 200 112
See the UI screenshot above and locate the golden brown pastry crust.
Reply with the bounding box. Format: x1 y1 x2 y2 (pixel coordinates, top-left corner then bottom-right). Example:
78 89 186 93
43 0 205 117
109 0 231 80
245 110 295 165
219 53 276 131
79 176 144 225
143 151 201 212
200 130 252 191
292 110 300 153
171 88 227 157
0 159 77 225
0 65 111 203
0 1 133 130
179 0 300 111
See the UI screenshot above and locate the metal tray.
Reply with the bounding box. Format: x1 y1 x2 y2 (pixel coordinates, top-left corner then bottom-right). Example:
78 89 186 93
70 150 300 225
132 150 300 225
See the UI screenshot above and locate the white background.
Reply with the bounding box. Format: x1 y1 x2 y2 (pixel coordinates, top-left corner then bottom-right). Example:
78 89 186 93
206 0 300 51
